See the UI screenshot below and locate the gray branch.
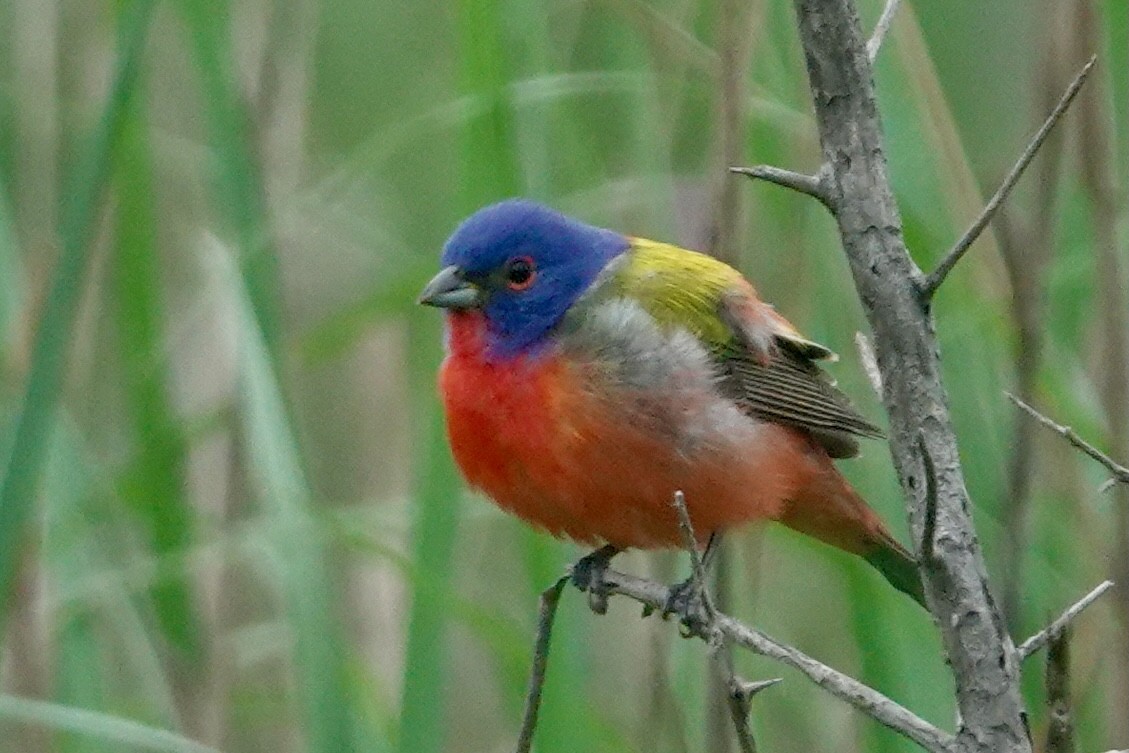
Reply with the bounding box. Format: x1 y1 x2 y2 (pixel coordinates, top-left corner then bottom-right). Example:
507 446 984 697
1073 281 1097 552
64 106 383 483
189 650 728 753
592 568 955 753
866 0 901 61
787 2 1029 750
729 165 829 205
1016 580 1114 660
514 577 568 753
1007 393 1129 485
922 56 1095 298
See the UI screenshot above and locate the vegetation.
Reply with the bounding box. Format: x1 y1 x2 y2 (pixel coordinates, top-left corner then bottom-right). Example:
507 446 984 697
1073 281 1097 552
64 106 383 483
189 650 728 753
0 1 1124 752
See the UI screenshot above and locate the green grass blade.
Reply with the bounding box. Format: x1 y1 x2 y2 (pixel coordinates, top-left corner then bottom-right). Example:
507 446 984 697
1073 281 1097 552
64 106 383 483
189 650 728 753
397 2 523 752
44 422 180 751
397 320 463 753
0 695 220 753
223 245 360 752
178 1 279 354
0 0 156 638
112 64 197 658
0 174 22 363
455 0 522 207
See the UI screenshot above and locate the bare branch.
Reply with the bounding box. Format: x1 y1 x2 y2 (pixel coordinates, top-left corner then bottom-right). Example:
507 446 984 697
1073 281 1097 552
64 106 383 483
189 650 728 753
514 577 568 753
866 0 901 61
789 1 1027 748
1006 393 1129 485
922 55 1096 298
516 492 956 753
672 491 711 610
729 165 828 205
593 567 955 753
1017 580 1114 660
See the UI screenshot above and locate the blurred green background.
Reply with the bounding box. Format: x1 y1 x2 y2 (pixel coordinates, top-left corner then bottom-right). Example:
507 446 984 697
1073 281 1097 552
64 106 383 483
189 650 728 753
0 1 1125 752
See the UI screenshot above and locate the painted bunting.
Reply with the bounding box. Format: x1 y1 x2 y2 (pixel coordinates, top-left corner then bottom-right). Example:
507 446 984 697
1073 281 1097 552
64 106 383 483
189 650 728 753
419 199 924 606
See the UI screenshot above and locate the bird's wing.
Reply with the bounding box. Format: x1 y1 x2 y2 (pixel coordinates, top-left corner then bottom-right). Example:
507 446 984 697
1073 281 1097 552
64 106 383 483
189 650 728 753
607 239 883 458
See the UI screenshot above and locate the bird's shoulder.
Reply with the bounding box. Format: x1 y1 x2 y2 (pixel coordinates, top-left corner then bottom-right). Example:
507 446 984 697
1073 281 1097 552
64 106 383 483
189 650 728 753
592 238 744 350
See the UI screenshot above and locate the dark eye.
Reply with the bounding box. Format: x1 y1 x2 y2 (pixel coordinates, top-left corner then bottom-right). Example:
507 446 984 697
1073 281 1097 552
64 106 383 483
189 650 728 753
504 256 536 290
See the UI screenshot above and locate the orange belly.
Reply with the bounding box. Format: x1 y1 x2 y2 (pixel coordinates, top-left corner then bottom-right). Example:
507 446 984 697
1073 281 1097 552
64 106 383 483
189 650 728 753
439 321 814 549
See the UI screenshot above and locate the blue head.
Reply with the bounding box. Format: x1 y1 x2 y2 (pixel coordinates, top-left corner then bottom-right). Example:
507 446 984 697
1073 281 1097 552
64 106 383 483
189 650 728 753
419 199 629 359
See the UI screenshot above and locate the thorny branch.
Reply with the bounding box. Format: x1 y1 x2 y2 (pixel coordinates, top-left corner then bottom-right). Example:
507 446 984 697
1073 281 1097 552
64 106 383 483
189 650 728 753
513 493 955 753
755 2 1096 752
585 566 956 753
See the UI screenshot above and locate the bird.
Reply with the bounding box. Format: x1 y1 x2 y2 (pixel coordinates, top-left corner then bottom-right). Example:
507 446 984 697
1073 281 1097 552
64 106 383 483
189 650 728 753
418 199 924 607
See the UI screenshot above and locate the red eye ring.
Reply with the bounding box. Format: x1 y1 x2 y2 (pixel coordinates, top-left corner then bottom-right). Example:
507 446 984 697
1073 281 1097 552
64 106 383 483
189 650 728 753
505 255 536 290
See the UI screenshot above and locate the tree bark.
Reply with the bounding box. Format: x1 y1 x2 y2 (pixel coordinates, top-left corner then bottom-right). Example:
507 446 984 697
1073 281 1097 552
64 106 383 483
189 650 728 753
789 2 1029 751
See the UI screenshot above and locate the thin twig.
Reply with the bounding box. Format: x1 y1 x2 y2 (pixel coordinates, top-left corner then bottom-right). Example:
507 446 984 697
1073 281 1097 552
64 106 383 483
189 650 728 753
1016 580 1114 660
673 491 711 610
1006 392 1129 484
866 0 901 61
922 55 1096 298
1045 629 1075 753
514 576 568 753
672 492 760 753
592 566 955 753
729 165 829 205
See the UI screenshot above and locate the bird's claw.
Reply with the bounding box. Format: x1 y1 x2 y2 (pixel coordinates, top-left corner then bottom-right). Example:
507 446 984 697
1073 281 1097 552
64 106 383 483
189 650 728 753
661 577 709 637
569 544 618 615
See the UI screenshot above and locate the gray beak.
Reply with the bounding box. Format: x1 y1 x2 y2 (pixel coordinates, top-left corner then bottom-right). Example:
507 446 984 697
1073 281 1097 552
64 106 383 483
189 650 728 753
418 265 482 309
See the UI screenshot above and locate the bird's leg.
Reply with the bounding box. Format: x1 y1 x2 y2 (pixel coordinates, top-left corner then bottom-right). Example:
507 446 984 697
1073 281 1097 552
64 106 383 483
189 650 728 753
569 543 620 615
661 532 722 634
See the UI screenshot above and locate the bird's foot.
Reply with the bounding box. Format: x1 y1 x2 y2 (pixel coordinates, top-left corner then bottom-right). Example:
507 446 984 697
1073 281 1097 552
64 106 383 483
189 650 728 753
569 544 620 615
660 576 710 638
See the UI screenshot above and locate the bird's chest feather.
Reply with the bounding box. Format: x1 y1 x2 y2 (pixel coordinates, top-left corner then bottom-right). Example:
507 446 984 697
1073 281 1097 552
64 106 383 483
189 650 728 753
438 308 791 548
439 312 615 498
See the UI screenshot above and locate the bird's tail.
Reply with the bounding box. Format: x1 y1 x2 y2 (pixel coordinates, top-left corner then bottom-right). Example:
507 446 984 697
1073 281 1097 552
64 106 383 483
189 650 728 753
778 467 926 608
861 530 926 607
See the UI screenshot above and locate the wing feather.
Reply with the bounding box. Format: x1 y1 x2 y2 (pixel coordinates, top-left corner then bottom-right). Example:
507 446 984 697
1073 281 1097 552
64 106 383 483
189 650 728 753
719 295 883 457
